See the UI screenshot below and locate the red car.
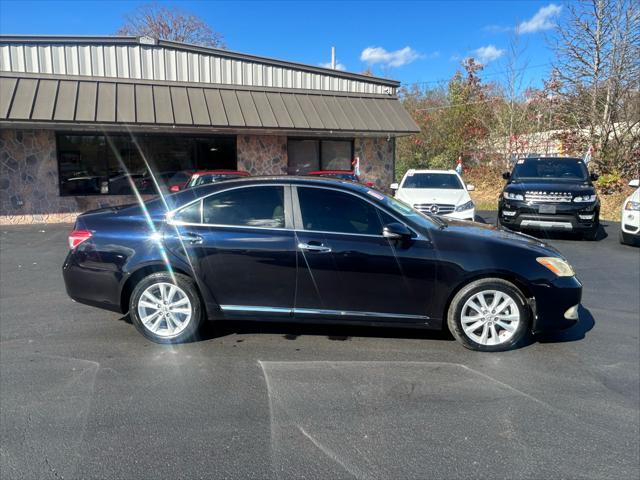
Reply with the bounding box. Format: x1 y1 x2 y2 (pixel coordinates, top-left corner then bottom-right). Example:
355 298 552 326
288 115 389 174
306 170 375 188
176 170 251 191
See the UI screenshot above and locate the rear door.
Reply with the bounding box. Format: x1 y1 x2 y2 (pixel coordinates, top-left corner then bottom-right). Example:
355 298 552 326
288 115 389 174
166 184 296 316
292 185 436 322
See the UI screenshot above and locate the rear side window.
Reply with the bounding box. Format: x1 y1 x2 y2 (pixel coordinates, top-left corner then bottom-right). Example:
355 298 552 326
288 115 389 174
203 186 285 228
174 201 202 223
297 187 390 235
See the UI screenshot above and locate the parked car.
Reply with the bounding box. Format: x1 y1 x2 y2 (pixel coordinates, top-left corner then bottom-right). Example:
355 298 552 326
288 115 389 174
306 170 376 188
498 157 600 240
620 179 640 246
63 177 582 352
180 170 250 191
139 171 193 194
390 169 475 221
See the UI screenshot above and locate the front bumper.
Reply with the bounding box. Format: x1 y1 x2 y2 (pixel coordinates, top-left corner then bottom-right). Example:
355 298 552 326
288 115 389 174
443 208 475 221
499 199 598 231
530 275 583 333
621 209 640 235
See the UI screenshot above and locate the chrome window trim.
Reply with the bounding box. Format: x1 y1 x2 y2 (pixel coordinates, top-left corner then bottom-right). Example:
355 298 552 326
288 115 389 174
167 183 291 231
219 304 429 320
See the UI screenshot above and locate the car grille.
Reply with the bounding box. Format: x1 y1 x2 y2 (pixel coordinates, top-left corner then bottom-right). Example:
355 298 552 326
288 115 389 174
524 191 572 203
413 203 456 214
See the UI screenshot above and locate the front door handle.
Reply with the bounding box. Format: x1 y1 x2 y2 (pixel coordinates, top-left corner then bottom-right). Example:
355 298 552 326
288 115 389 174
298 242 331 253
179 233 203 244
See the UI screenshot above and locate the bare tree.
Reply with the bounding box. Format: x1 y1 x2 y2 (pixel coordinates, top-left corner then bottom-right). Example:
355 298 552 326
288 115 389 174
116 3 225 48
551 0 639 174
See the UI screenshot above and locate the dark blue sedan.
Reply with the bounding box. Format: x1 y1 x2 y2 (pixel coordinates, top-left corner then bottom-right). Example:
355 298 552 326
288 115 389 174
63 177 582 351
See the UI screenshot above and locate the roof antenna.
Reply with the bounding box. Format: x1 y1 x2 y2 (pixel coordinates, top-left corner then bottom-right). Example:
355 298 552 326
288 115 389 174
331 46 336 70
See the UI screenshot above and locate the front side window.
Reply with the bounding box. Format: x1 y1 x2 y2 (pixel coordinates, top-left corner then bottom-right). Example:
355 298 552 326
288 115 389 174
402 173 463 189
297 187 392 235
202 186 285 228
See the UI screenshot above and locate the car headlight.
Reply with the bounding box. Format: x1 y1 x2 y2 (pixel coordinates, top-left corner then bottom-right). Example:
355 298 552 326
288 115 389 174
455 200 474 212
503 191 524 201
624 201 640 211
573 194 597 203
536 257 575 277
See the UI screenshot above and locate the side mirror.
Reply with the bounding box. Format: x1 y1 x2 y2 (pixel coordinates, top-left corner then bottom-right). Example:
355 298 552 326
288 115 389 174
390 182 399 190
590 173 599 181
629 179 639 187
169 185 182 193
466 184 475 191
502 172 511 180
382 222 412 241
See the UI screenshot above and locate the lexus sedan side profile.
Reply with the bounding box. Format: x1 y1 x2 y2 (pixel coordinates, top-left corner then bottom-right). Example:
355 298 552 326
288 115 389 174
63 177 582 352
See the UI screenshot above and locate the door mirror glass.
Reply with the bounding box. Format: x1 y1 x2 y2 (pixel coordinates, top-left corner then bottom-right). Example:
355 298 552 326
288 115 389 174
382 222 412 240
590 172 599 181
502 172 511 180
629 179 639 187
466 184 475 191
390 182 399 190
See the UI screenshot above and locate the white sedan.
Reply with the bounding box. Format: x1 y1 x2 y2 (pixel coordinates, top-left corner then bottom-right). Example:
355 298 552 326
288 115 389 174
620 179 640 246
391 169 475 221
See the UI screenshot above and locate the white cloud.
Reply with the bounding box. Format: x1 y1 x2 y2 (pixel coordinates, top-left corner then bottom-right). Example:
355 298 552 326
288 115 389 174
360 46 422 68
470 45 505 64
517 4 562 34
319 61 346 71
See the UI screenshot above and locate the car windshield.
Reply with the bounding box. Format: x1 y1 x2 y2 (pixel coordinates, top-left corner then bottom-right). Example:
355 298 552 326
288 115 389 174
511 158 589 181
402 173 463 189
190 174 244 187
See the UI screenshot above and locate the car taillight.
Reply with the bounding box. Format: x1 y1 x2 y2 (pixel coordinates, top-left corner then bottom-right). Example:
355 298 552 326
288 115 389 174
170 185 181 192
68 229 92 249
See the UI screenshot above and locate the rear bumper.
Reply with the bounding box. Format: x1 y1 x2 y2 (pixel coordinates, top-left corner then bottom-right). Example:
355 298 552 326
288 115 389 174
530 276 583 333
499 200 598 231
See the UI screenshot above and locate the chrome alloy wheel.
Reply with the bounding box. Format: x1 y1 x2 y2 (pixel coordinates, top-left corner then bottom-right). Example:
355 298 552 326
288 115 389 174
460 290 521 346
137 282 192 338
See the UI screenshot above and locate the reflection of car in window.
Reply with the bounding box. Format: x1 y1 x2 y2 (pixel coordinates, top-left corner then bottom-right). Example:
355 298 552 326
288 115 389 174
183 170 250 191
139 170 194 194
64 176 583 352
498 157 600 240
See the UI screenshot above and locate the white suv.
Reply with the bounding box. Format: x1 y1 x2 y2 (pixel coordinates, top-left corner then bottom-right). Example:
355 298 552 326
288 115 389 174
391 169 476 221
620 179 640 246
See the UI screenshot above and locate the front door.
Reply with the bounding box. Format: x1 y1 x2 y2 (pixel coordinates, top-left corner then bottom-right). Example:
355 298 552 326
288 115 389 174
166 185 296 316
292 186 436 323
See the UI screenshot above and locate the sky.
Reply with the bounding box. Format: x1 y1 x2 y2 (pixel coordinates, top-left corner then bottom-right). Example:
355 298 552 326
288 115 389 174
0 0 564 90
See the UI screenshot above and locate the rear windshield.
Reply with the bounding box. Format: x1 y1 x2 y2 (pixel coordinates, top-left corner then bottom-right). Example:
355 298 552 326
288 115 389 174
512 158 588 181
402 173 463 189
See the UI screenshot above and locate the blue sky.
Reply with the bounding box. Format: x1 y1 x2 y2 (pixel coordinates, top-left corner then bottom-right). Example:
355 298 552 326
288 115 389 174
0 0 563 89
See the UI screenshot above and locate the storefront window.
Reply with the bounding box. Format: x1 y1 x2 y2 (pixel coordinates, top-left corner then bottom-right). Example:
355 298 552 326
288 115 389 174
287 139 353 175
57 134 236 196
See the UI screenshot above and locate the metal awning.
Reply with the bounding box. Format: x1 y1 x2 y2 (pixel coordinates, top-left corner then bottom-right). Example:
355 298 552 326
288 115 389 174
0 74 419 135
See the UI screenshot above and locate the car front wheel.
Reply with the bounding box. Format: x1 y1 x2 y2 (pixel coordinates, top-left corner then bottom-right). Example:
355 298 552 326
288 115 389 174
447 278 530 352
129 272 203 343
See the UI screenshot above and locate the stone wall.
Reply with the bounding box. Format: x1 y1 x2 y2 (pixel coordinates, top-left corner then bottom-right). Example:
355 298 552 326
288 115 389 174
236 135 288 176
354 137 395 191
0 129 143 224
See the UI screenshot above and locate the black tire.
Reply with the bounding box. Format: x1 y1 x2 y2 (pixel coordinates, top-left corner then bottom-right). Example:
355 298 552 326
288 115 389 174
129 272 203 344
447 278 530 352
582 219 600 241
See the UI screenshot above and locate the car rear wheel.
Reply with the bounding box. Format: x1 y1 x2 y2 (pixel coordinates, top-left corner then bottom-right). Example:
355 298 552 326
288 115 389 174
129 272 203 344
447 278 530 352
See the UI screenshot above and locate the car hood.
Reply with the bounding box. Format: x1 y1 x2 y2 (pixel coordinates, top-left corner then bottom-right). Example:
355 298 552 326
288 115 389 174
397 188 470 206
440 217 563 257
505 180 595 194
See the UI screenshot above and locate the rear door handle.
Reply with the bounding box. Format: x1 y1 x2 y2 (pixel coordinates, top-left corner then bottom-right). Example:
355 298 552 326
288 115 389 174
298 242 331 253
179 233 203 244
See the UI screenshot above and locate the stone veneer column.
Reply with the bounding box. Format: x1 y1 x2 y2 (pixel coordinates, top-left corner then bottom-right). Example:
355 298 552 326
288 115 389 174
354 137 395 192
0 129 148 225
236 135 288 176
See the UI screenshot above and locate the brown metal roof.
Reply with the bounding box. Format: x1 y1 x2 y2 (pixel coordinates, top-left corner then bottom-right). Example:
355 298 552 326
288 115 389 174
0 74 419 135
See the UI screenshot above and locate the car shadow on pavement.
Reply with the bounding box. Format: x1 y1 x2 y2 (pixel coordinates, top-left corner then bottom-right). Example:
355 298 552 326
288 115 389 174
518 223 609 242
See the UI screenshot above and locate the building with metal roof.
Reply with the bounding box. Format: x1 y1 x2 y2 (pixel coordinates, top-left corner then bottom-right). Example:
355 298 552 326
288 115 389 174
0 35 419 223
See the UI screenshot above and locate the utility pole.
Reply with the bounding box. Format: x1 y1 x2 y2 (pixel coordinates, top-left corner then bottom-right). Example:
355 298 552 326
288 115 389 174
331 46 336 70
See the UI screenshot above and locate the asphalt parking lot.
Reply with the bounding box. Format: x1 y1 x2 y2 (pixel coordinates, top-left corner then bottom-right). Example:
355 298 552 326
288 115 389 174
1 213 638 480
